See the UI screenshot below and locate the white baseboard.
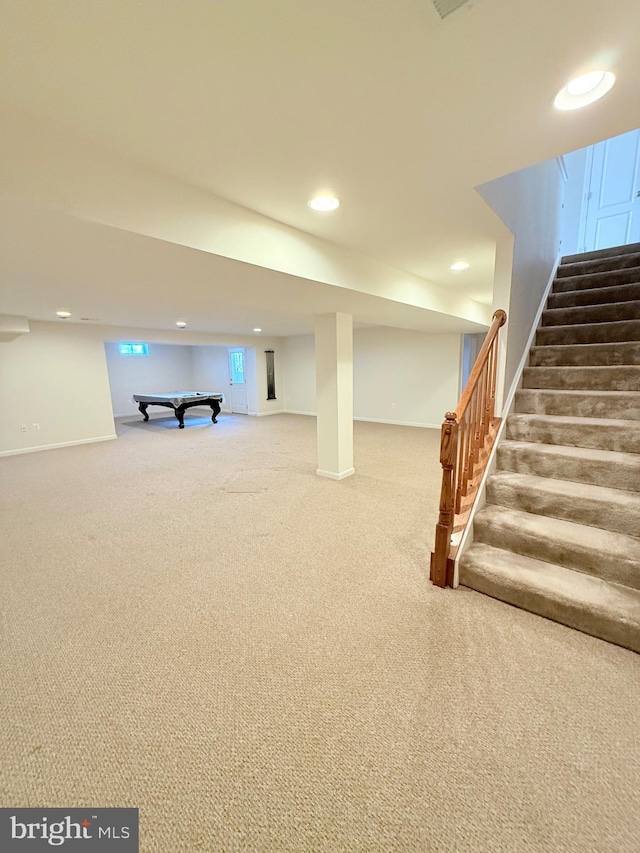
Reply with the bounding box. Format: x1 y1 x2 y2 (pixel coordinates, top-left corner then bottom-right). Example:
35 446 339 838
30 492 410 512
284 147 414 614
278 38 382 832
248 410 286 417
282 411 440 429
316 467 356 480
0 434 117 458
354 416 441 429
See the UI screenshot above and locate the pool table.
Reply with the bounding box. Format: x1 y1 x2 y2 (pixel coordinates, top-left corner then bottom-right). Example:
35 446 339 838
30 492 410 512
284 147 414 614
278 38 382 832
133 392 225 428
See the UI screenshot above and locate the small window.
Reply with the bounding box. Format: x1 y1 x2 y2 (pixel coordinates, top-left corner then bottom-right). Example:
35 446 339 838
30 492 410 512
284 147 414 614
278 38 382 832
119 342 149 356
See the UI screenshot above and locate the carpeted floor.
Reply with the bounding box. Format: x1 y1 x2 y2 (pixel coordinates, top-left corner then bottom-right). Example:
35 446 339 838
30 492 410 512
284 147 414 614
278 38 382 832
1 413 639 851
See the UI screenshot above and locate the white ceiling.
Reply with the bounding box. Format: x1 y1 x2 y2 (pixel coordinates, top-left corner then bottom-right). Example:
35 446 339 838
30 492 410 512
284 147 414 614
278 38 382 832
1 0 639 336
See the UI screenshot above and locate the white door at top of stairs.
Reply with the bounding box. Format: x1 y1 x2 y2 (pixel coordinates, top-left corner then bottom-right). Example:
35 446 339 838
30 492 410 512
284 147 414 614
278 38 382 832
581 129 640 253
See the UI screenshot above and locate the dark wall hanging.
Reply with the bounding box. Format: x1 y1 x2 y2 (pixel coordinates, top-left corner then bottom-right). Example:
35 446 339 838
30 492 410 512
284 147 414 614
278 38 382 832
265 350 276 400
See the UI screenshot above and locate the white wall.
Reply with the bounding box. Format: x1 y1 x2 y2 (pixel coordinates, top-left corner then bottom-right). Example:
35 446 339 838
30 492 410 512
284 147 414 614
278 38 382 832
478 157 563 392
190 346 232 412
353 328 460 427
281 327 461 428
0 323 116 455
105 341 195 416
0 318 456 456
560 147 589 257
281 335 316 415
0 322 283 455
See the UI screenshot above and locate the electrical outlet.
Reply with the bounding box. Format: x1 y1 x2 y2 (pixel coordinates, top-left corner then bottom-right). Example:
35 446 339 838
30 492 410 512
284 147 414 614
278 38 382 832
20 424 27 432
33 423 40 431
391 403 396 409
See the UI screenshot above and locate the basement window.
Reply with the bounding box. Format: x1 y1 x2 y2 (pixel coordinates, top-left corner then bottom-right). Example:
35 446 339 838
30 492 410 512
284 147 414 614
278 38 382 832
119 342 149 356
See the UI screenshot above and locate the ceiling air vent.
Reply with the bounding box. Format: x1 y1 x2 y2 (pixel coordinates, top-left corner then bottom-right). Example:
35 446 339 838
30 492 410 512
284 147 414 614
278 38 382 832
432 0 474 19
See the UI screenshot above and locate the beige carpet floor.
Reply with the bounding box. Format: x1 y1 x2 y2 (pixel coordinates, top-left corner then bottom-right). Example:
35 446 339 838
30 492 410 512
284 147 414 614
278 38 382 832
1 413 639 852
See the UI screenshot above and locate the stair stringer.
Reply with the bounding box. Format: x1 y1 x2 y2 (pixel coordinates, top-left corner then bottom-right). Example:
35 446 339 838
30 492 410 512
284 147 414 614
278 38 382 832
452 253 562 586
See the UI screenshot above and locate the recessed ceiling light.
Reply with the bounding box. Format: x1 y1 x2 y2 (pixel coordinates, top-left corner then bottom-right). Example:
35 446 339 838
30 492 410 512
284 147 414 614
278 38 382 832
450 261 470 271
554 71 615 111
175 320 187 328
308 195 340 212
253 328 262 333
56 310 72 318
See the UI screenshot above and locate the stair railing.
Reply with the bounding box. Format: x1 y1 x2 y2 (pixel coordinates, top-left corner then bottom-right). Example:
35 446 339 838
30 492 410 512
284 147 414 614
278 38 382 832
430 309 507 587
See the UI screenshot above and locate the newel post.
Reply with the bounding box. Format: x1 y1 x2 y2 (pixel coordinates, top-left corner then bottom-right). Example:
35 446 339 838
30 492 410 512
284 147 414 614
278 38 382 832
430 412 458 588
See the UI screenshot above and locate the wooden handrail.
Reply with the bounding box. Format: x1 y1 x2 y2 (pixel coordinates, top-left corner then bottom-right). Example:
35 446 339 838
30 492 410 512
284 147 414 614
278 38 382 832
430 310 507 588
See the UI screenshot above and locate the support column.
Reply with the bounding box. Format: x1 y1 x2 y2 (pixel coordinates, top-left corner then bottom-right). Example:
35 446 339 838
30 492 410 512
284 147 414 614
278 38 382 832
314 313 354 480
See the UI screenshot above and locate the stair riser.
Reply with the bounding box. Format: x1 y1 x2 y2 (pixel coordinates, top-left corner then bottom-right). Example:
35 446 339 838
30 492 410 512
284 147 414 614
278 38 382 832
529 343 640 366
486 479 639 538
536 321 640 345
562 242 640 264
505 416 640 453
557 252 640 277
522 366 640 391
542 302 640 326
516 389 640 420
547 283 640 309
497 445 640 492
474 514 640 588
459 561 640 653
553 267 640 292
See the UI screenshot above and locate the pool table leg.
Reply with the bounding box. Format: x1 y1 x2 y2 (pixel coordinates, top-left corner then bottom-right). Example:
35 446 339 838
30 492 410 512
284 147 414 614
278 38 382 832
138 402 149 422
175 405 186 428
210 400 221 423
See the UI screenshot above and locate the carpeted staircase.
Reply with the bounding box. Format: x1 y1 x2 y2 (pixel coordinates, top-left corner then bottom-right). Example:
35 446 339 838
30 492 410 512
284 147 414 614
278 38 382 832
459 242 640 652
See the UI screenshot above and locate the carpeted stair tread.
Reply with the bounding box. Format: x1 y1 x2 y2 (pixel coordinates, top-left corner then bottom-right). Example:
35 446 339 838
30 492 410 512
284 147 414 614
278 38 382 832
548 282 640 309
459 543 640 653
542 301 640 327
473 504 640 589
529 341 640 366
552 266 640 293
497 439 640 492
557 251 640 278
536 319 640 346
562 242 640 264
486 470 640 538
522 364 640 391
464 243 640 650
515 388 640 420
506 412 640 453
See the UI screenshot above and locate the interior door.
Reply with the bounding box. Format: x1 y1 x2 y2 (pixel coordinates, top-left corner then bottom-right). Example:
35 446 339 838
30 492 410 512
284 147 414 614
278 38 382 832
228 347 248 414
581 129 640 252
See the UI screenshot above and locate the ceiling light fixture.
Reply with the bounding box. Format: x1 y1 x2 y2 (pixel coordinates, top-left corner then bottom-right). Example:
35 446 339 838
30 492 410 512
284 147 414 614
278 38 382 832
56 310 72 318
253 328 262 333
175 320 187 328
308 195 340 212
554 70 615 111
450 261 470 271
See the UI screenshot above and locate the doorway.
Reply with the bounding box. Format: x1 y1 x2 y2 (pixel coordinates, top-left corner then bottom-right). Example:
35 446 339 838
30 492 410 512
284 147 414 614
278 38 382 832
228 347 248 414
579 128 640 252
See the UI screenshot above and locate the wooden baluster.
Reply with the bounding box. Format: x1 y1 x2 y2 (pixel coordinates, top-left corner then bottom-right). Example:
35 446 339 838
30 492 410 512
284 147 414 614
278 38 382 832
479 374 485 453
459 411 468 501
488 342 496 425
481 356 490 441
455 413 465 513
431 413 458 588
489 338 497 422
470 384 481 489
430 308 507 588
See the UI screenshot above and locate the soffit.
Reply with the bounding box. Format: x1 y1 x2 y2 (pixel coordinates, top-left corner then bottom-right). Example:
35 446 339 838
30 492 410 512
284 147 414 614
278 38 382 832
0 0 639 319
